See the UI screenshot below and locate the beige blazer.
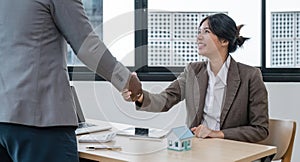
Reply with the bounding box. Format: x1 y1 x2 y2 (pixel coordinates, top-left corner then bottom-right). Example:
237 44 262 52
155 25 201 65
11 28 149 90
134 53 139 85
137 58 269 142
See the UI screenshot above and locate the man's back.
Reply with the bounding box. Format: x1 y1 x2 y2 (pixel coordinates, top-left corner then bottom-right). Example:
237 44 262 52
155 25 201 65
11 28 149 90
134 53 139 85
0 0 132 127
0 1 138 161
0 0 85 127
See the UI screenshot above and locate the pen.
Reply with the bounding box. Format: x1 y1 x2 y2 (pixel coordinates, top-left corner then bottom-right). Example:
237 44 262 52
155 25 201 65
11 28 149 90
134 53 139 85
129 137 162 142
86 145 122 150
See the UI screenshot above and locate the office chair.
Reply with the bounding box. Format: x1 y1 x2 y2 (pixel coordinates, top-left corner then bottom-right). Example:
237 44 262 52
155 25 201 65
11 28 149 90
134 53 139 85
258 118 296 162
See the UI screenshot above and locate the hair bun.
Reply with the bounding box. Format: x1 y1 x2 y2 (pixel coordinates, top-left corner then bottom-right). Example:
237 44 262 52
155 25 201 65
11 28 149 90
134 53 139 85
236 36 250 47
236 24 249 47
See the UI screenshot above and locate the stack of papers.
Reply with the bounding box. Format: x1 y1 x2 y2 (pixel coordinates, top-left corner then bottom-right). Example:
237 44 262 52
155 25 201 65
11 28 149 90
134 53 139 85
78 132 116 143
117 127 169 138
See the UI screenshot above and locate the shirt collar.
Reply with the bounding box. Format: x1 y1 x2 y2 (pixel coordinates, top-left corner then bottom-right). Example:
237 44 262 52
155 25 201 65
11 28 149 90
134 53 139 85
207 55 231 85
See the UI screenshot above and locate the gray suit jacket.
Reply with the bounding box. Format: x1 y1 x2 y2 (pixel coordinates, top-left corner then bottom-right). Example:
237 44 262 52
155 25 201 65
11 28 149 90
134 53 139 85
137 58 269 142
0 0 130 126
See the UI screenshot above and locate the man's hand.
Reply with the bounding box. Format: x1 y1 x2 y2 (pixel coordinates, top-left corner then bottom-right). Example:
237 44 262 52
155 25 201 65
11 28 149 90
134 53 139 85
125 72 142 101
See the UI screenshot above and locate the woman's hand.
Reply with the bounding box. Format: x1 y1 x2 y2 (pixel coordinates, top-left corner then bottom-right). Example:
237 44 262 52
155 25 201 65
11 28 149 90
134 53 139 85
191 125 224 139
191 125 212 138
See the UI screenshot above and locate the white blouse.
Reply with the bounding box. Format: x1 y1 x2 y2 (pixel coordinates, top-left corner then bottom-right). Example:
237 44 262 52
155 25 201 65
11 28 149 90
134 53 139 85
201 56 231 131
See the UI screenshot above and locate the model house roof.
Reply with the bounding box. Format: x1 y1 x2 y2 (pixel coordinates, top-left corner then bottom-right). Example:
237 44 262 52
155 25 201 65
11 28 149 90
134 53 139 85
169 125 194 140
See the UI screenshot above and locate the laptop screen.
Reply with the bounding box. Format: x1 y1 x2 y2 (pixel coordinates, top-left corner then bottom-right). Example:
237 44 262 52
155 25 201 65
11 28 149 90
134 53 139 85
71 86 86 123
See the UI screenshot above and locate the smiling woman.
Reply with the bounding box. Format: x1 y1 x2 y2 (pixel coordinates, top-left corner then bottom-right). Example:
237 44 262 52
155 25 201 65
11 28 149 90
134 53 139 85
196 14 249 75
197 14 249 58
122 13 269 143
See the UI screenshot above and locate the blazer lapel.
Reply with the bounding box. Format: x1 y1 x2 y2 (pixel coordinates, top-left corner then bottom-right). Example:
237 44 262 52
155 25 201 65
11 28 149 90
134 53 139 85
220 58 241 127
191 64 208 128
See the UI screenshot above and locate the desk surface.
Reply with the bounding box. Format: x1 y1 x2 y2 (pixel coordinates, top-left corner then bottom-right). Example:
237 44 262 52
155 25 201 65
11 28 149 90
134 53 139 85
78 119 277 162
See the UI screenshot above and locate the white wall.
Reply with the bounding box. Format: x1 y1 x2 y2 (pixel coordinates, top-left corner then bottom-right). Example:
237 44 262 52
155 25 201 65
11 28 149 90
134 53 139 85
71 81 186 130
72 81 300 162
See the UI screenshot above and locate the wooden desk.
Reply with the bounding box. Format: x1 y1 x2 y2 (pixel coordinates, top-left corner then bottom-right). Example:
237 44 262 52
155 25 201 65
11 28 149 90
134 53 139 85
78 119 276 162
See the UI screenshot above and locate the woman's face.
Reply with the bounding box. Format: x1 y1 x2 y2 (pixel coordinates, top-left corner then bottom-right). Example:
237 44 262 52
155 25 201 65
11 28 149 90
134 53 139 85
197 20 224 59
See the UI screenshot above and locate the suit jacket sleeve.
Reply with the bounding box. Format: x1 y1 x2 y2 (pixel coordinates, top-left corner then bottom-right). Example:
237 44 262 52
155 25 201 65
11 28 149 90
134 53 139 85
49 0 130 91
136 64 190 112
222 68 269 142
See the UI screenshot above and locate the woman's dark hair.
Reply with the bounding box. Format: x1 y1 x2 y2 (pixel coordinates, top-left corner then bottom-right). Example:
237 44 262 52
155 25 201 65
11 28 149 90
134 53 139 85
199 13 249 53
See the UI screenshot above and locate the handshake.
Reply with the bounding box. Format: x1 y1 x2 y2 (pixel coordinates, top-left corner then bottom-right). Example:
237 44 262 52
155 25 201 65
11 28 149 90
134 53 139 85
124 72 143 102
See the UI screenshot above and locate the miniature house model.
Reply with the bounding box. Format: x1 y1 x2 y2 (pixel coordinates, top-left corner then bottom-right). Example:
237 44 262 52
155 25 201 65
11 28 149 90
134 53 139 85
167 125 194 151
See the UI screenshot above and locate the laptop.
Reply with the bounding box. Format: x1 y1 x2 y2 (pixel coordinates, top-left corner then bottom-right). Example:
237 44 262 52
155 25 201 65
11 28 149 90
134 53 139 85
70 86 112 135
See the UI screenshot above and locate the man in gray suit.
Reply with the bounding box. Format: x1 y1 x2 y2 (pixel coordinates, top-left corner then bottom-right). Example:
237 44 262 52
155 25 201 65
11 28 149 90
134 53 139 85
0 0 141 162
